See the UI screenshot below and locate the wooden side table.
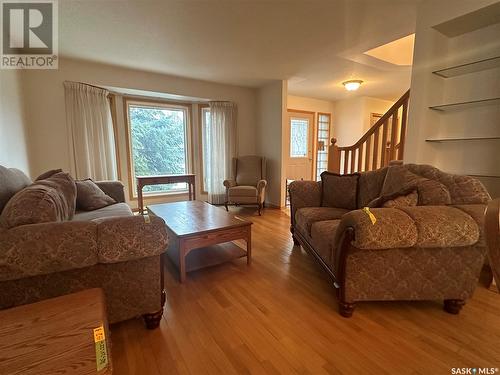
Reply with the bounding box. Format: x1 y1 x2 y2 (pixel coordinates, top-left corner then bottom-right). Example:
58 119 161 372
137 174 196 214
0 288 112 374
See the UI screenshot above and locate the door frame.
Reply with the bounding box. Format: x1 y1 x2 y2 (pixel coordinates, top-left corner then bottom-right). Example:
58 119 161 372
286 109 317 181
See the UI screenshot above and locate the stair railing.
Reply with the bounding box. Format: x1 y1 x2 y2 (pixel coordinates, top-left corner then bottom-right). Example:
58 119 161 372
328 89 410 174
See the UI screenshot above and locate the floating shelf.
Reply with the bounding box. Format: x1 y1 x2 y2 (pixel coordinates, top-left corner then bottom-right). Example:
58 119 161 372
426 136 500 142
429 97 500 111
468 174 500 179
433 56 500 78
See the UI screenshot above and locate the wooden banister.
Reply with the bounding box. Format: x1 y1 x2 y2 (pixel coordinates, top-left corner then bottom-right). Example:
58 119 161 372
328 89 410 175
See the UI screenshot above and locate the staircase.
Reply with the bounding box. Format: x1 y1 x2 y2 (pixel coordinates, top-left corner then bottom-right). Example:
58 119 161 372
328 89 410 174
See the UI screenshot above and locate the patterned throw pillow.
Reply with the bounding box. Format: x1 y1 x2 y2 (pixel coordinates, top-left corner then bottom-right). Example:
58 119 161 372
367 188 418 208
320 172 359 210
0 172 76 228
381 165 451 206
76 179 116 211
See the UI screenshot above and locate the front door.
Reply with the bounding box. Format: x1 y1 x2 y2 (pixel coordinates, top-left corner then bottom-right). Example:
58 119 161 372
286 111 314 181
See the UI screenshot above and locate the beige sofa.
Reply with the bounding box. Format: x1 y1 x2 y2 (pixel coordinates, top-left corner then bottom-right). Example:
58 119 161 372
0 165 168 328
289 164 490 317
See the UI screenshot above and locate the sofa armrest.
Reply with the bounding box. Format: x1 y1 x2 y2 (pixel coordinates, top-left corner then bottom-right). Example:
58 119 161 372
95 180 125 203
288 180 321 225
223 179 237 189
95 215 168 263
0 221 98 282
335 208 418 250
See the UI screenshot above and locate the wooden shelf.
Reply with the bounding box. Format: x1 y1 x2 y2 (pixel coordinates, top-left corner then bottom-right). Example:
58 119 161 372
426 136 500 142
468 174 500 178
433 56 500 78
429 97 500 111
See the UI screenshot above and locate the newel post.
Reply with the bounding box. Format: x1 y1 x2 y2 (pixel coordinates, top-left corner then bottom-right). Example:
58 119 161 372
328 138 341 173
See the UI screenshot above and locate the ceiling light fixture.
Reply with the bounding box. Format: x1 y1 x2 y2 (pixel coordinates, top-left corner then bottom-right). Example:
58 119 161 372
343 80 363 91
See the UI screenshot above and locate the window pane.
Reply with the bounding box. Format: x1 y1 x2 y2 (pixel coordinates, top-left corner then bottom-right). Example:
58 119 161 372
129 105 188 194
290 118 309 157
201 108 211 191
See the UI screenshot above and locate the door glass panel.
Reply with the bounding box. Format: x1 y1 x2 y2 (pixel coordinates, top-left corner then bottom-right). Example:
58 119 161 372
290 118 309 157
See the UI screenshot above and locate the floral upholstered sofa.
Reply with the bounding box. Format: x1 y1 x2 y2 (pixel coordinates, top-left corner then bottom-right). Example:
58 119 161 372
289 163 490 317
0 165 168 328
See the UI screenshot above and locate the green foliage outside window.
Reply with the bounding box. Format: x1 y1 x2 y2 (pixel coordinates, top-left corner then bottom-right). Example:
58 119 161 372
129 105 187 193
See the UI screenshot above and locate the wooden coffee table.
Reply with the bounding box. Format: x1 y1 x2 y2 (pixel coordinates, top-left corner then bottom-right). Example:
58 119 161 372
148 201 252 282
0 288 112 374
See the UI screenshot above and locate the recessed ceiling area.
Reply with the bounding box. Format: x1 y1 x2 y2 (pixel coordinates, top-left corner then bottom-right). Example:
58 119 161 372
364 34 415 66
58 0 418 102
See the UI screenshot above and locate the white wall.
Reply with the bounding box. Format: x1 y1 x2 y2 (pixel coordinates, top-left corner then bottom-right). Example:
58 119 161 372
287 95 335 116
405 0 500 197
257 81 287 207
0 70 30 174
333 96 394 146
21 58 258 207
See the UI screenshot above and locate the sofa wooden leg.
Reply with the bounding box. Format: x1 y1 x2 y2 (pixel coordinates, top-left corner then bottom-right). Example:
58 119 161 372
290 225 300 246
444 299 465 314
142 289 166 329
339 301 356 318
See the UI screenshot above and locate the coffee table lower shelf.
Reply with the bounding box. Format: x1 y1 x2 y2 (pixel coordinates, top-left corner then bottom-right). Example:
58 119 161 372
167 242 247 273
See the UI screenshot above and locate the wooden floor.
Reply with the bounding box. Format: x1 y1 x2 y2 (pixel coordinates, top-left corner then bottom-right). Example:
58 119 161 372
111 207 500 374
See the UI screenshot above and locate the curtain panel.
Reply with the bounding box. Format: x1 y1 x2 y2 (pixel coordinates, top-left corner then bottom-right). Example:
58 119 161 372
207 101 237 204
64 81 117 180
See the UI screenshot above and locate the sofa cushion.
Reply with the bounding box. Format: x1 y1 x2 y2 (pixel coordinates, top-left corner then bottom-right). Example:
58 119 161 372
320 172 359 210
310 219 341 267
398 206 479 248
72 202 133 221
76 179 116 211
228 185 258 197
295 207 349 236
235 156 262 186
0 165 32 213
357 167 388 208
0 172 76 229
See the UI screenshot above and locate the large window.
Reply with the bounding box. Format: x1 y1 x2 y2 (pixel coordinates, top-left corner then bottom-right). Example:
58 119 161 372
126 100 191 196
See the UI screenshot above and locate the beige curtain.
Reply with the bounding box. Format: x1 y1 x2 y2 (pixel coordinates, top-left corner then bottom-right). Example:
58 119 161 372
64 81 117 180
207 101 237 204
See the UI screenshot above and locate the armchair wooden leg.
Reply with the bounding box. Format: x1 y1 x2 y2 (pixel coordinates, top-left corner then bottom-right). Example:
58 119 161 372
444 299 465 314
339 301 356 318
224 201 229 211
258 203 262 216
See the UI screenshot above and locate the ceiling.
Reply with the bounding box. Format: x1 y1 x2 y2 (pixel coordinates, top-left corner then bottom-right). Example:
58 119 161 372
59 0 419 102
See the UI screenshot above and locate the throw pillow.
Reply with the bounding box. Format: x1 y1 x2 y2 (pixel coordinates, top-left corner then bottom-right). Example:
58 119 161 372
37 172 77 220
381 165 451 206
367 188 418 208
35 168 63 181
320 171 359 210
76 179 116 211
1 185 65 229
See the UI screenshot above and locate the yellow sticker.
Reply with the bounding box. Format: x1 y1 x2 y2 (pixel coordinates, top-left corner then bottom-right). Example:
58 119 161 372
93 326 105 343
95 339 109 371
362 207 377 225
